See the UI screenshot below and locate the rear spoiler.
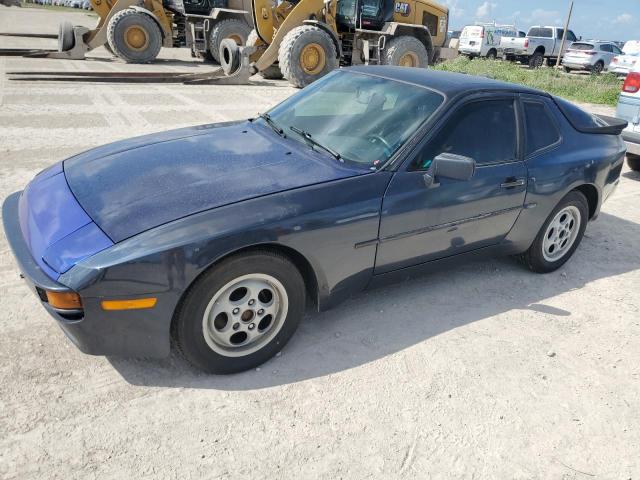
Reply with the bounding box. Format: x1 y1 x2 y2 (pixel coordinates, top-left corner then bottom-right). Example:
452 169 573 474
589 115 629 135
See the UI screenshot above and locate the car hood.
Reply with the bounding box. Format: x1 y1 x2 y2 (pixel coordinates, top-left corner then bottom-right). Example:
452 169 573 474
64 121 366 242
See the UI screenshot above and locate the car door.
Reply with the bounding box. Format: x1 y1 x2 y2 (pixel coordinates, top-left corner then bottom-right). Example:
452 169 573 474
374 94 528 274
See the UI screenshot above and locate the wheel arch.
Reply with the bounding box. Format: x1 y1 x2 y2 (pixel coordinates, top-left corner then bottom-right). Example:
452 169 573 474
573 183 599 219
170 242 321 342
533 45 545 55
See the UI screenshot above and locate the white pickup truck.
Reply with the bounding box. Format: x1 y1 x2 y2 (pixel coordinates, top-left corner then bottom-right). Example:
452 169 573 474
501 26 578 68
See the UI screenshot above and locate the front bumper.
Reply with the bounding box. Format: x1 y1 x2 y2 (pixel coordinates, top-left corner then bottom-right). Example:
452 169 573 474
2 192 171 358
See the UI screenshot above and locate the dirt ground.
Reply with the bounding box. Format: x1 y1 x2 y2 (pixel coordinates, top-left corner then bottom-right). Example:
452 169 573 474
1 6 639 479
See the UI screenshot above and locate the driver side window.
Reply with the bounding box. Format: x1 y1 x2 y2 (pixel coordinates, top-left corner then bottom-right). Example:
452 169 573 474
412 99 518 170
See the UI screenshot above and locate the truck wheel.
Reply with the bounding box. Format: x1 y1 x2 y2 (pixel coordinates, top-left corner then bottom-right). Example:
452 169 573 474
486 48 497 60
107 9 162 63
563 66 572 73
260 64 284 80
627 153 640 171
519 191 589 273
279 25 338 88
173 250 306 374
209 18 251 64
528 51 544 69
58 21 74 52
382 35 429 67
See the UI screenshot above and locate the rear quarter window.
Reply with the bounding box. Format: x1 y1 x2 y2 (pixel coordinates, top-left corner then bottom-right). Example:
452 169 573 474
553 96 609 132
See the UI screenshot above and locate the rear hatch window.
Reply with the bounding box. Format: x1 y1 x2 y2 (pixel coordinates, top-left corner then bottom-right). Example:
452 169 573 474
570 43 595 51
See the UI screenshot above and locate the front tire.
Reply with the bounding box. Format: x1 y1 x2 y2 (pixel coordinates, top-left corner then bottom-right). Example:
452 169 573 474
381 35 429 67
107 10 162 63
174 251 306 374
279 25 338 88
627 153 640 171
519 191 589 273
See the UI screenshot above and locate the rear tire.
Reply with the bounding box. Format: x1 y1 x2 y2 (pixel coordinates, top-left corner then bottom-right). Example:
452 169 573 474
528 51 544 69
107 9 162 63
519 191 589 273
563 66 571 73
173 251 306 374
486 48 497 60
591 61 604 74
208 18 251 63
627 153 640 171
381 35 429 67
279 25 338 88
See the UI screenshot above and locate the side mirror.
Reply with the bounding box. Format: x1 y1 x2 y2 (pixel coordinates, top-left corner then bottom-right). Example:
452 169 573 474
423 153 476 188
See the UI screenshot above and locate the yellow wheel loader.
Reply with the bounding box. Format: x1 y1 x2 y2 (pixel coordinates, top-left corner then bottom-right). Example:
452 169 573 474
1 0 254 63
219 0 449 87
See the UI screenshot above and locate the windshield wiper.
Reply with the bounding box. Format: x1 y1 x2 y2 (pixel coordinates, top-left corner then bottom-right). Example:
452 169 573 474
289 126 343 162
257 112 285 137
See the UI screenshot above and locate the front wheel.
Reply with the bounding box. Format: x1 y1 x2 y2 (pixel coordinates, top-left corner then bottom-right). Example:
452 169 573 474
173 251 306 374
279 25 338 88
519 191 589 273
107 9 162 63
208 18 251 64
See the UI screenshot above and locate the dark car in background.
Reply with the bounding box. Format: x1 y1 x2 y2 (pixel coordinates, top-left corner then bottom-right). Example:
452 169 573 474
3 67 627 374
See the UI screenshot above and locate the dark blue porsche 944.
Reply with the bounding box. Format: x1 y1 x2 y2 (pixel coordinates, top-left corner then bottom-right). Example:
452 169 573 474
3 67 627 373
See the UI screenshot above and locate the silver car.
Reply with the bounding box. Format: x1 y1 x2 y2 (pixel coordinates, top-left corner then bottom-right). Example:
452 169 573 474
562 41 623 74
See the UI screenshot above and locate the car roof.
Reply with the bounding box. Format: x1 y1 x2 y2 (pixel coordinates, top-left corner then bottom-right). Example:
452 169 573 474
345 66 548 98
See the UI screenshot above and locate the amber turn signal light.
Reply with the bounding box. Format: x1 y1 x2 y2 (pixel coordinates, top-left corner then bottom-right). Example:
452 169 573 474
46 290 83 310
101 298 157 311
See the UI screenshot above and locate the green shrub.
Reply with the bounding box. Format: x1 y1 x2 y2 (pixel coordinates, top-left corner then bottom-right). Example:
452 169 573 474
434 57 621 106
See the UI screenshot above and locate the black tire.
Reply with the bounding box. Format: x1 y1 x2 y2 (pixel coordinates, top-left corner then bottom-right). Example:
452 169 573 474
208 18 251 63
58 20 74 52
173 251 306 374
528 51 544 69
591 61 604 74
381 35 429 67
259 64 284 80
279 25 338 88
107 9 162 63
486 48 497 60
627 153 640 171
563 66 572 73
519 191 589 273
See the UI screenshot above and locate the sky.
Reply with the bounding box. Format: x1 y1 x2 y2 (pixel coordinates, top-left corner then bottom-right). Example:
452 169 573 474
442 0 639 41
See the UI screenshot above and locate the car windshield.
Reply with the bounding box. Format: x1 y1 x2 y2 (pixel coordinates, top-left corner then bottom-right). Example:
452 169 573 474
263 70 444 168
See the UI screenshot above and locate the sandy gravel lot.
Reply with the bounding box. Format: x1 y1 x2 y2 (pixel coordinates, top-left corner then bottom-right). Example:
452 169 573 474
1 6 639 479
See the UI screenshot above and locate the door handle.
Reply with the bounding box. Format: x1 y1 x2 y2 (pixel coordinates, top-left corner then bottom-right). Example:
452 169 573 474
500 178 526 189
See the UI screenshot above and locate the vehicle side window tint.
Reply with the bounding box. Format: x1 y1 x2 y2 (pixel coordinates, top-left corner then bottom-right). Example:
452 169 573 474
556 28 564 39
524 101 560 156
567 30 577 42
601 44 612 53
613 45 623 55
414 100 517 170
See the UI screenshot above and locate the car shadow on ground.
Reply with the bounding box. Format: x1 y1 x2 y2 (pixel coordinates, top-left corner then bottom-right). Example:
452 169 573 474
109 211 639 390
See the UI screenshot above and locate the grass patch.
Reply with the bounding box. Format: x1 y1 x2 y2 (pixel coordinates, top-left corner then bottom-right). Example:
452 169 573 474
434 57 622 106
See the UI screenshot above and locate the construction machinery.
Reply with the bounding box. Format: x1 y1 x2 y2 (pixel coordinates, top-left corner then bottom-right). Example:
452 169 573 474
4 0 450 88
2 0 254 63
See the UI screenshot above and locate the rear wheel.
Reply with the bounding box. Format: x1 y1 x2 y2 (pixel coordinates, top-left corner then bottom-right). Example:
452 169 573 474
486 48 497 60
107 9 162 63
519 191 589 273
208 18 251 64
591 61 604 74
627 153 640 171
563 66 572 73
382 35 429 67
174 251 306 374
279 25 338 88
528 51 544 69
